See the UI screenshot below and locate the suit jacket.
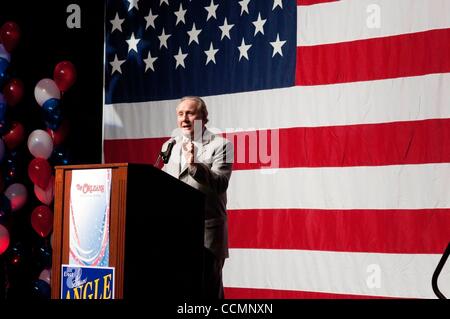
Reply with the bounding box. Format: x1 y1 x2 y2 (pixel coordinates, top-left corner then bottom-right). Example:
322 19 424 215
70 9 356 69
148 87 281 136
162 129 234 259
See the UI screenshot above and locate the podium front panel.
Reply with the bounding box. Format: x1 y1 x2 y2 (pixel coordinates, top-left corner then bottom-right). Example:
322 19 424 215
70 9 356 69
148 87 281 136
51 163 205 299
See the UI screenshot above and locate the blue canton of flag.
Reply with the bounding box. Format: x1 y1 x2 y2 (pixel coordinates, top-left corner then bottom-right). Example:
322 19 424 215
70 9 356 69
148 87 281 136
105 0 296 104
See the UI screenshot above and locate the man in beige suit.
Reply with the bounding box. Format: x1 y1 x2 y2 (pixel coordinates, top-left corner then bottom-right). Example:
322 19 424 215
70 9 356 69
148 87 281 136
161 96 233 299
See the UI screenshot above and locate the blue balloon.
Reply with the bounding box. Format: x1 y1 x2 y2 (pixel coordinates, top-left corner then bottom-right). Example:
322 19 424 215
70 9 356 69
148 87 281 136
43 98 63 129
0 119 7 135
31 279 51 299
0 70 8 88
42 98 61 113
0 58 9 87
0 194 11 214
0 98 7 132
7 241 25 268
0 194 12 223
0 57 9 74
2 150 23 185
45 113 63 130
37 242 52 268
50 146 72 166
45 120 62 130
0 100 7 119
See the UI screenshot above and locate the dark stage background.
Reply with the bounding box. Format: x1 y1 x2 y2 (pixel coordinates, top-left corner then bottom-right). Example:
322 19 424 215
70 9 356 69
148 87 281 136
0 0 104 298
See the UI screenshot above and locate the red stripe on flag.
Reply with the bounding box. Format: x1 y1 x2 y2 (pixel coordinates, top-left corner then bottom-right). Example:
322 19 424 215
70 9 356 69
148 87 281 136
104 118 450 169
228 119 450 169
228 209 450 254
297 0 339 6
296 28 450 85
104 137 167 167
224 287 396 299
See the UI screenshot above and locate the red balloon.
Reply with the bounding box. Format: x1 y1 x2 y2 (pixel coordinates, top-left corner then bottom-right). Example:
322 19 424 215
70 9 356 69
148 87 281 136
0 224 9 255
34 175 54 205
53 61 77 92
31 205 53 238
2 121 25 149
3 78 24 106
28 158 52 189
46 120 69 147
0 21 21 52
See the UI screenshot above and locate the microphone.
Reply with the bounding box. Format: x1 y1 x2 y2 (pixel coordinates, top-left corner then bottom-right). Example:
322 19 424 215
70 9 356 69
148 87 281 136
155 138 176 166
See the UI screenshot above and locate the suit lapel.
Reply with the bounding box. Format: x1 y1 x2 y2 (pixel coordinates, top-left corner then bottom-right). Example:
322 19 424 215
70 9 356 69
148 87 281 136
197 129 213 161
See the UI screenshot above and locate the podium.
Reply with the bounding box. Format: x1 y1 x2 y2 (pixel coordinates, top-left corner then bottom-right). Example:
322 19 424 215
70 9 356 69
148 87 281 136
51 163 205 299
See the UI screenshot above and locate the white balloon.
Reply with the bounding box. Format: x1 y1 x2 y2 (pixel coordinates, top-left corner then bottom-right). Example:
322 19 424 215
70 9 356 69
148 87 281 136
5 183 28 212
27 129 54 159
34 78 61 107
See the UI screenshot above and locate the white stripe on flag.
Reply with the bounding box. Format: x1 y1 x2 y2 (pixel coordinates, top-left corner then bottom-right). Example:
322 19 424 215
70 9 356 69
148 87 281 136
103 73 450 139
297 0 450 46
227 163 450 210
223 248 449 298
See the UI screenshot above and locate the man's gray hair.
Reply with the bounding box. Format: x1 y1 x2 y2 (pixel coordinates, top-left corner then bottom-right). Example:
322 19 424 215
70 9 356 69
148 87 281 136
179 96 209 124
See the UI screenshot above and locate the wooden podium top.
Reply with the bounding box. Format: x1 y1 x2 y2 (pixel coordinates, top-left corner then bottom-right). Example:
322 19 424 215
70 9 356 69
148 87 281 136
55 163 141 170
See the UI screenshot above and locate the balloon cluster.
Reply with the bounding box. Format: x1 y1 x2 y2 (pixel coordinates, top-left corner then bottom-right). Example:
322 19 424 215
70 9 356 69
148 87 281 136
0 22 23 135
0 21 48 298
0 20 76 299
27 130 54 238
35 62 74 167
29 60 77 239
0 21 24 259
0 22 20 89
24 60 76 299
35 60 76 131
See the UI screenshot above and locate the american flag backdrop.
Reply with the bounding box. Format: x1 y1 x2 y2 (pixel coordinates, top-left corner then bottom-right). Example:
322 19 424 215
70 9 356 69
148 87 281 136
103 0 450 298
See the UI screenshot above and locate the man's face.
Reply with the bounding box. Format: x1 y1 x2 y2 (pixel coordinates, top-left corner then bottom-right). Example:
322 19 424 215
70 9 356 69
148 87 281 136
177 99 203 137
